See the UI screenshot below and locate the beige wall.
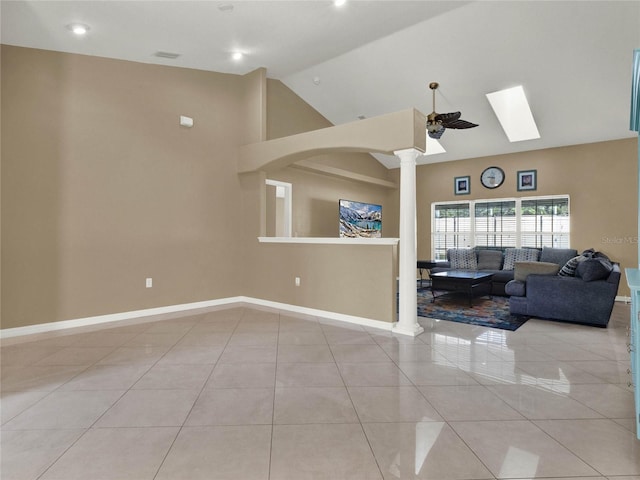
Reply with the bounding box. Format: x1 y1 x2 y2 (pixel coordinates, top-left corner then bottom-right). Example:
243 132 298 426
267 167 396 238
266 79 392 180
240 79 400 322
266 79 399 238
1 46 402 329
415 138 638 295
243 242 398 323
1 46 249 329
5 44 633 331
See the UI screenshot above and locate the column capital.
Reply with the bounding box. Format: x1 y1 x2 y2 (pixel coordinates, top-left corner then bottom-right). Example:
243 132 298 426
393 148 422 164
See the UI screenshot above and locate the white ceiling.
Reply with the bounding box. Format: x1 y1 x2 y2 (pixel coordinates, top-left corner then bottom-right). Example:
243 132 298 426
2 1 639 168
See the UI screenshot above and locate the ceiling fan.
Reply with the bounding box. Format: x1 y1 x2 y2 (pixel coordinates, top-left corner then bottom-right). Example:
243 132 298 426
426 82 478 139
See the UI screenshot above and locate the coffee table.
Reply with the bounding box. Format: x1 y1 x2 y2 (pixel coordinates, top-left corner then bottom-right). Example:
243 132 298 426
430 271 494 306
417 260 437 288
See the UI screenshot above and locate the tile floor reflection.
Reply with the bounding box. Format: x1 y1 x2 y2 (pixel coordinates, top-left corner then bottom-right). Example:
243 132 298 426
1 303 639 479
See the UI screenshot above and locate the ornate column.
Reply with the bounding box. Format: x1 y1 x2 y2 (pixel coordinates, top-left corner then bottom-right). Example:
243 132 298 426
392 148 424 336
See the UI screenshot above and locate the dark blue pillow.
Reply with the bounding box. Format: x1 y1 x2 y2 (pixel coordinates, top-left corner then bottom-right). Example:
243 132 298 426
576 258 613 282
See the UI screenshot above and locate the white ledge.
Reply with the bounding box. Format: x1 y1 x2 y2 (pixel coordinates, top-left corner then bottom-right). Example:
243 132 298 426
258 237 399 245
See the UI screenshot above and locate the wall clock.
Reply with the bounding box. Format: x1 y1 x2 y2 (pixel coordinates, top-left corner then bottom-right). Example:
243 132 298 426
480 166 505 189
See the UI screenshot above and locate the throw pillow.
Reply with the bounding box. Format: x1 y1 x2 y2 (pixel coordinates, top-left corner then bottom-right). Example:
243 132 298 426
514 261 561 282
448 248 478 270
503 248 540 270
476 249 503 270
558 255 587 276
581 249 611 262
539 247 578 266
576 258 613 282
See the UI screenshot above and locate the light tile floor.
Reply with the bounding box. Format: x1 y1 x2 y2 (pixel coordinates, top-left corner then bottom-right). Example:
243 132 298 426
1 304 639 479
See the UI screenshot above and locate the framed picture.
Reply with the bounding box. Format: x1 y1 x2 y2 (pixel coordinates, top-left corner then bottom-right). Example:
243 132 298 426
517 170 537 191
338 199 382 238
454 176 470 195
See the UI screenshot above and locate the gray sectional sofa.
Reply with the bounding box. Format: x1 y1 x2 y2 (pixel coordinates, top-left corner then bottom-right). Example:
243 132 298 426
430 246 621 327
506 249 621 327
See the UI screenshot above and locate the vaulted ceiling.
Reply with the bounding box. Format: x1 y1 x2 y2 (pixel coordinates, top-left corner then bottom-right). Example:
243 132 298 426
2 1 639 167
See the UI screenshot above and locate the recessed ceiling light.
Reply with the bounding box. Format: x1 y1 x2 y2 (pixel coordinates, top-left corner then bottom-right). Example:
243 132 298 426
486 85 540 142
334 0 347 6
66 23 90 36
231 52 243 61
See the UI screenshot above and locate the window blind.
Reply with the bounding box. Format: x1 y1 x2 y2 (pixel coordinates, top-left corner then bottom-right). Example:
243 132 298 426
431 195 570 259
474 200 517 248
432 203 471 260
520 197 570 248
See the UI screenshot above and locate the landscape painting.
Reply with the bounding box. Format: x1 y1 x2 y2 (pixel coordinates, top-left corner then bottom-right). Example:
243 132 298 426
339 199 382 238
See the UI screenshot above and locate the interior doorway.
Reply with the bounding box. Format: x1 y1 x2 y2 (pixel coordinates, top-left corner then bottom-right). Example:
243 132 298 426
265 179 292 237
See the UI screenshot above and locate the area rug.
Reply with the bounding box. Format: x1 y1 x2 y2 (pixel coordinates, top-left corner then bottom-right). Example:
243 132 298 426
416 287 528 331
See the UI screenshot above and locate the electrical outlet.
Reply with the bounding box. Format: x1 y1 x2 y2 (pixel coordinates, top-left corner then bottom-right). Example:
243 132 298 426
146 278 153 288
295 277 301 287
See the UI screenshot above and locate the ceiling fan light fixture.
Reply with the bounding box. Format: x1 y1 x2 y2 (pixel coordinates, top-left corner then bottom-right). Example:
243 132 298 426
426 122 443 133
427 81 477 139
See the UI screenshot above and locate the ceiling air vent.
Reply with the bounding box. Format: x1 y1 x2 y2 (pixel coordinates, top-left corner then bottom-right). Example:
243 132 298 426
154 51 181 59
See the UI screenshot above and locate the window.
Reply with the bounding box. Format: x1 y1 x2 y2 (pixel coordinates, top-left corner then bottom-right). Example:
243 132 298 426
431 195 569 260
432 203 471 261
520 197 570 248
474 200 516 248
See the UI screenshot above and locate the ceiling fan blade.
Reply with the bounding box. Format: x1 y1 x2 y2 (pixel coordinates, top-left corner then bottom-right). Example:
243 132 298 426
437 112 478 130
426 85 478 138
443 119 478 129
434 111 461 123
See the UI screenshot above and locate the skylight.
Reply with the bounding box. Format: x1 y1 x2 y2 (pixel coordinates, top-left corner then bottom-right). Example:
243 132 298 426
486 85 540 142
424 135 446 155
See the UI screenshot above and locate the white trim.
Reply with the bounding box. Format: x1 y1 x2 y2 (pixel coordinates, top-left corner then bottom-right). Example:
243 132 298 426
258 237 399 245
391 322 424 337
0 296 396 343
243 297 394 332
0 297 245 341
7 292 629 343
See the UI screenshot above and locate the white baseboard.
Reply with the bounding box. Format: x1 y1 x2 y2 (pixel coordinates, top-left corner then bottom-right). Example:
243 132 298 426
0 297 245 341
3 292 631 343
0 296 395 343
242 297 394 332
